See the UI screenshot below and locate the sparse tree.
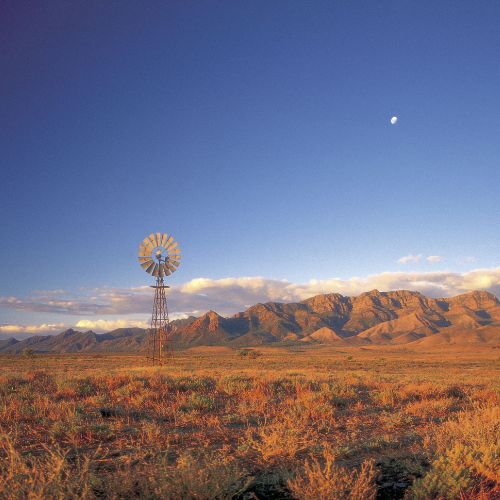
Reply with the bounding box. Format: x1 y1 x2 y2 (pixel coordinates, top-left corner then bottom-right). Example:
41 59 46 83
247 350 262 359
235 348 262 359
23 348 35 359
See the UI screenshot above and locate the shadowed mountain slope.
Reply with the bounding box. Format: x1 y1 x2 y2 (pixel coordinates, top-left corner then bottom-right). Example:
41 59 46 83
0 338 19 350
3 291 500 352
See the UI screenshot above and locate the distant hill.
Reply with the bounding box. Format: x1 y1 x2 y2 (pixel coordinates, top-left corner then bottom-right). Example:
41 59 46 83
3 291 500 353
0 317 197 354
0 338 20 350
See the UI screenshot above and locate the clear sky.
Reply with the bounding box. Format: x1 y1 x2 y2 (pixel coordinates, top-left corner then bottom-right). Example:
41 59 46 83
2 1 500 338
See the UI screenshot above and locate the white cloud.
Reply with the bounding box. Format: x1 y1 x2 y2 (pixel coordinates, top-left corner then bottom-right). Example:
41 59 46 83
75 318 149 331
397 254 423 264
427 255 445 262
0 323 69 336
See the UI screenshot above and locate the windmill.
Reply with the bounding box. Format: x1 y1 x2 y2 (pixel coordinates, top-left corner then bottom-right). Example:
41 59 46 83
138 232 181 366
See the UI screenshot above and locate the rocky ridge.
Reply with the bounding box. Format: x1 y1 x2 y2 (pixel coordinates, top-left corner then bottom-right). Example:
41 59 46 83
3 290 500 353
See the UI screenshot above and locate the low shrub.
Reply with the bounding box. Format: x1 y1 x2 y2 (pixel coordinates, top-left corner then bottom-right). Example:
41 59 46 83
288 452 376 500
236 348 262 359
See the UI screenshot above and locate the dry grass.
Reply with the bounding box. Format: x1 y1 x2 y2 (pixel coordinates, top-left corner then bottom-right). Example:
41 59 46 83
1 346 500 499
287 447 377 499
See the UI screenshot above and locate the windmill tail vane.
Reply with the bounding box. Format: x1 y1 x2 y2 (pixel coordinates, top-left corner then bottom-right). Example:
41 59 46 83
139 232 181 366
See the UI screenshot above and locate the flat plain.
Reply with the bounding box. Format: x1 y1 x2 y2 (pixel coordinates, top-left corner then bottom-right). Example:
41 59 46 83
1 345 500 499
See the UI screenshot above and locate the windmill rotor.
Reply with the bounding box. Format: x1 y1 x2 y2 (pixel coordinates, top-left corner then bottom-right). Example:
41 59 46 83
138 232 181 277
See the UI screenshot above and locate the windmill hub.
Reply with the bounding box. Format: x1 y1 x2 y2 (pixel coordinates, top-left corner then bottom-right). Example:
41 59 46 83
138 232 181 278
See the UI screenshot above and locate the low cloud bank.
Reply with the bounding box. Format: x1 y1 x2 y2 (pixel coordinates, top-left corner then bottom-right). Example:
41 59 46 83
0 323 70 336
3 268 500 337
75 318 150 331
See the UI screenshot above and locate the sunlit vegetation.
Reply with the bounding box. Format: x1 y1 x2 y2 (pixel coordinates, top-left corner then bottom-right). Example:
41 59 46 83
1 347 500 499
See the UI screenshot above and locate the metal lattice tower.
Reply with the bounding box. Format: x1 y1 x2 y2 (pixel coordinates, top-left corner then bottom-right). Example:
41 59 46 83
138 232 181 366
148 276 173 366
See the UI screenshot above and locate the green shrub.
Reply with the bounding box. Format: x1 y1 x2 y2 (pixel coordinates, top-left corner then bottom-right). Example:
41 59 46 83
408 442 500 499
236 348 262 359
248 350 262 359
23 348 35 359
185 393 215 412
218 375 253 394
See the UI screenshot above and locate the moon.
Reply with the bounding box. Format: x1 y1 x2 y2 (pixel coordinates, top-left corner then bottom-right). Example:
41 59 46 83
391 116 397 124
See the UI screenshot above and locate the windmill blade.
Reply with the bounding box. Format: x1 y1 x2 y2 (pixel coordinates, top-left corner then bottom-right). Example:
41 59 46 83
166 242 178 253
139 243 150 252
143 237 154 250
138 250 152 257
141 259 154 270
143 237 155 250
152 263 159 277
167 252 181 259
160 233 168 247
164 261 177 273
162 264 171 276
155 233 162 247
139 256 151 263
149 233 158 247
168 259 180 267
162 236 173 248
145 261 156 274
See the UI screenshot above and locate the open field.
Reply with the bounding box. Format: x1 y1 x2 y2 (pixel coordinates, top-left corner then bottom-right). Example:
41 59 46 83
2 345 500 499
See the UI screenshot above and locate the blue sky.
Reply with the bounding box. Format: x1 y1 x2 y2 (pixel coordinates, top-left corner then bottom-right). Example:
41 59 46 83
2 1 500 338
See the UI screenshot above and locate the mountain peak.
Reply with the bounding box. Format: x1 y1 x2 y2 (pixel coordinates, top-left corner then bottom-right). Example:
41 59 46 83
448 290 499 308
206 310 221 318
190 310 226 331
463 290 497 300
59 328 78 338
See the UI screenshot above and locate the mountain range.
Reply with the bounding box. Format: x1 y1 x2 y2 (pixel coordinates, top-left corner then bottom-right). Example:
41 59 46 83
3 290 500 353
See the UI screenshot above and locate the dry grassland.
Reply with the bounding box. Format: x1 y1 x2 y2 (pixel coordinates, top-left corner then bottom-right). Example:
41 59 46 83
1 345 500 499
